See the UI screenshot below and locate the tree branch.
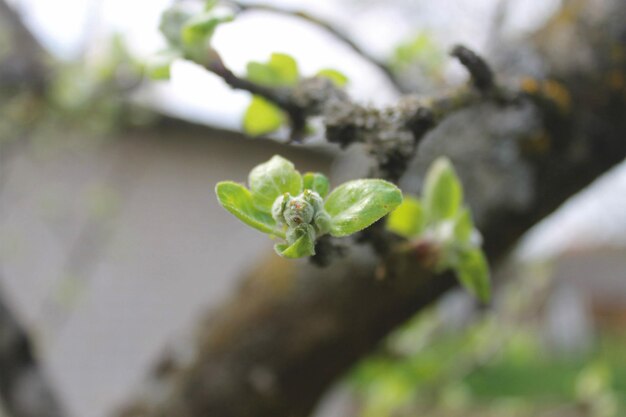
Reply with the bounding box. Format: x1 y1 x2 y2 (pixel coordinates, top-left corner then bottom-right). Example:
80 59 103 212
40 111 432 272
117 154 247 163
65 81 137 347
223 0 406 94
117 0 626 416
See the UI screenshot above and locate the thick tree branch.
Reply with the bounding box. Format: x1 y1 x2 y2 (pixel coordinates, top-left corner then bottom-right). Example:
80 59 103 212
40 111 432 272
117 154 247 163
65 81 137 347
117 0 626 416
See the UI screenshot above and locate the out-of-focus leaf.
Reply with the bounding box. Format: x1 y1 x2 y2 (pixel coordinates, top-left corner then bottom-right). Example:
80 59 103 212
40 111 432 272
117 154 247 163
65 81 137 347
387 195 424 238
453 207 474 243
316 68 349 87
243 96 285 136
182 13 233 46
455 248 490 302
423 157 462 223
248 155 302 212
247 53 299 87
325 179 403 237
145 50 181 80
159 6 193 47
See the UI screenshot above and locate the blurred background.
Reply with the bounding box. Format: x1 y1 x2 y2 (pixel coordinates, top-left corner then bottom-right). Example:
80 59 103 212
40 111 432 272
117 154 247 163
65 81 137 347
0 0 625 416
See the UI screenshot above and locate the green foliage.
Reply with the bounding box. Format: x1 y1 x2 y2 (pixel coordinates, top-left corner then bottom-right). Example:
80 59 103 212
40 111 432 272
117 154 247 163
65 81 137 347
316 68 349 87
423 157 463 223
386 195 424 238
216 155 402 258
392 32 445 76
303 172 330 198
156 4 233 71
145 50 181 81
247 53 300 87
325 180 403 237
243 96 285 137
387 157 490 301
215 181 280 236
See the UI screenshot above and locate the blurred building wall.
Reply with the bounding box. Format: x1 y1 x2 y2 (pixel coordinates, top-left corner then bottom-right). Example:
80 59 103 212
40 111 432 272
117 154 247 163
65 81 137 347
0 122 331 417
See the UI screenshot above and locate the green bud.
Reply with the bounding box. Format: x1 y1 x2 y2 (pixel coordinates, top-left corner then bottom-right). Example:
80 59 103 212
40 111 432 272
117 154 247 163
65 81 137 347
286 223 316 245
271 193 290 225
302 189 324 212
284 196 314 228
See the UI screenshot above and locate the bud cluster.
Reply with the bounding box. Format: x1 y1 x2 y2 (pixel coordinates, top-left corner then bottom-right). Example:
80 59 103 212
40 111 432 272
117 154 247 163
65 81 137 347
272 190 331 244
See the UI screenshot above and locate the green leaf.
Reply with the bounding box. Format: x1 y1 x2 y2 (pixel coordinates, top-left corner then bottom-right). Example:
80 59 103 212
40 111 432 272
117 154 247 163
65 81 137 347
455 248 491 302
316 68 348 87
215 181 282 236
182 13 233 46
145 50 181 80
246 53 299 87
275 225 316 258
204 0 218 11
159 6 193 47
324 179 403 237
386 195 424 238
302 172 330 198
453 207 474 243
423 157 463 224
243 96 285 136
248 155 303 213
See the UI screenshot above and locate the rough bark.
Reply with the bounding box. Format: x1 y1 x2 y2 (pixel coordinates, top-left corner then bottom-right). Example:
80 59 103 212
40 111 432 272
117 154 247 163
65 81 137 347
116 0 626 416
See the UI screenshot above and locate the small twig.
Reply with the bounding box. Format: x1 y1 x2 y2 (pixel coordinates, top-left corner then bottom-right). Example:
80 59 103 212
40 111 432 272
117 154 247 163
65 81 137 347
224 0 406 94
206 55 308 142
450 44 495 93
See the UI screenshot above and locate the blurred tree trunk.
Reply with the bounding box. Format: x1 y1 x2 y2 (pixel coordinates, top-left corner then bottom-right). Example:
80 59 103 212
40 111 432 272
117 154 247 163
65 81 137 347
116 0 626 416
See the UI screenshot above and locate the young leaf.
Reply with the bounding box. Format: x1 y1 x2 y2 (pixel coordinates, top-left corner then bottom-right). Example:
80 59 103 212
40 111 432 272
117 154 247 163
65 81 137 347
248 155 303 212
275 224 316 258
387 195 424 238
182 13 233 46
145 50 181 80
324 179 403 237
215 181 281 236
423 157 462 223
316 68 349 87
159 6 193 47
455 248 491 302
243 96 285 136
303 172 330 198
453 207 474 243
247 53 299 87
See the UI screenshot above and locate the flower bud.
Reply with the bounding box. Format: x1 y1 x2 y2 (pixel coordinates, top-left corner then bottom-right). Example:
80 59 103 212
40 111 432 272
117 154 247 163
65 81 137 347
313 210 331 235
271 193 290 225
284 197 314 228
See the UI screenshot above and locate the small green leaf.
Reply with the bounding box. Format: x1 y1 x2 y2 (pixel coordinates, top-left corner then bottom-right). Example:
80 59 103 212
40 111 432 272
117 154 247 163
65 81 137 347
275 225 316 258
455 248 490 302
316 68 349 87
247 53 299 87
159 6 193 47
182 13 233 46
324 179 403 237
303 172 330 198
453 207 474 243
243 96 285 136
204 0 218 11
146 50 181 80
215 181 282 236
248 155 303 213
423 157 463 223
386 195 424 238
